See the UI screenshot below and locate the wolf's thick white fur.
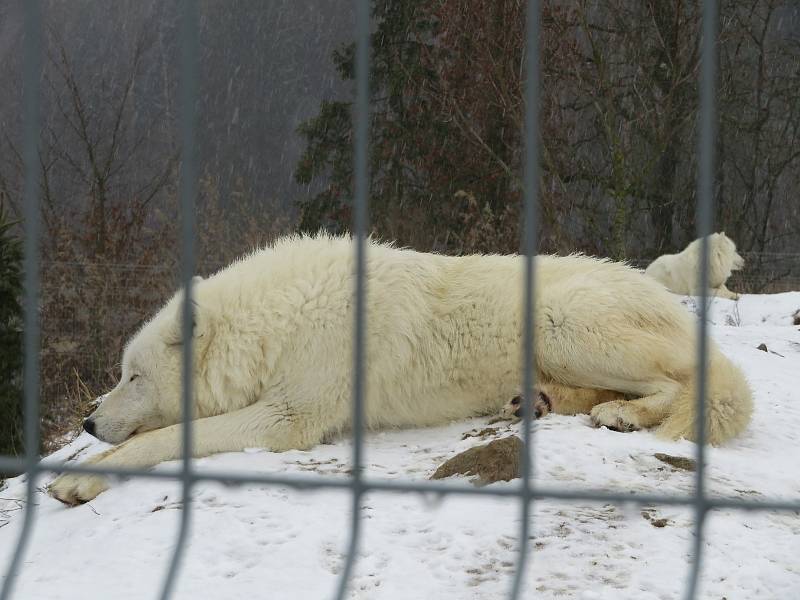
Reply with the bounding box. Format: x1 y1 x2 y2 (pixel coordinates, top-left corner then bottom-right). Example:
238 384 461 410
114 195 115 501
645 232 745 299
49 235 753 504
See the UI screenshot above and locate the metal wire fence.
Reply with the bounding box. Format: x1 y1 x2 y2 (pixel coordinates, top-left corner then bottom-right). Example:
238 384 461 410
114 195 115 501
2 1 800 599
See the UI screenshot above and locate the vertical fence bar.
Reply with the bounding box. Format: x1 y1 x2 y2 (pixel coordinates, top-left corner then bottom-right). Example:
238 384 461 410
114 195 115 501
332 0 370 598
158 1 198 598
684 1 717 598
0 2 42 598
509 0 541 598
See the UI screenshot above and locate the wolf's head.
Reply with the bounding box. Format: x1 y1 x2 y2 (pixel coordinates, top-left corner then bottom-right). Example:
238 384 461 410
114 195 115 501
83 277 214 444
713 231 745 271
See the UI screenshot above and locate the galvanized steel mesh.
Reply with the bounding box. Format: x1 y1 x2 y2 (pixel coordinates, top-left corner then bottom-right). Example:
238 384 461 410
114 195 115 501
2 1 799 599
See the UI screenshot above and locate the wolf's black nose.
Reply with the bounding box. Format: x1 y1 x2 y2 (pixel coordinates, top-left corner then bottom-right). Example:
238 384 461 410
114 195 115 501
83 419 96 436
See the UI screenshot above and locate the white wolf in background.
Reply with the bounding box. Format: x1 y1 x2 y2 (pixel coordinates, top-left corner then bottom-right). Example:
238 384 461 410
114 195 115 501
49 235 753 504
645 232 745 299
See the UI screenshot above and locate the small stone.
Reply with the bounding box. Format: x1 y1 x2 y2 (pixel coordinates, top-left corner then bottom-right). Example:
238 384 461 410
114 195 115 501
650 518 668 528
757 343 768 352
641 510 669 527
431 436 522 486
654 453 696 471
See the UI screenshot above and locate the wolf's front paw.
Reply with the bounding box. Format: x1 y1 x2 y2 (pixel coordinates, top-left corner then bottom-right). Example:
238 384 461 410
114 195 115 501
590 400 641 433
48 472 109 505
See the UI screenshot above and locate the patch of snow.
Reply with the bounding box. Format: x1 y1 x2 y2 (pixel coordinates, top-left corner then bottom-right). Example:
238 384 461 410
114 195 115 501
681 290 800 327
1 293 799 599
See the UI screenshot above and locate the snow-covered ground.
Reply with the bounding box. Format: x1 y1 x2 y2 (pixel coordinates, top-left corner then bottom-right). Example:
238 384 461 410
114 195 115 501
1 292 799 600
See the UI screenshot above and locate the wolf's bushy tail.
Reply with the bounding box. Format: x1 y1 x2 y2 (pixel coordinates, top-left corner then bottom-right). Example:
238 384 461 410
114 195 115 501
657 350 753 445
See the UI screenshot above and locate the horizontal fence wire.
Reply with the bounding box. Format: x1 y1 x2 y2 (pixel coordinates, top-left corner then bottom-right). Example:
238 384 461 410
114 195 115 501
1 1 799 600
3 457 800 512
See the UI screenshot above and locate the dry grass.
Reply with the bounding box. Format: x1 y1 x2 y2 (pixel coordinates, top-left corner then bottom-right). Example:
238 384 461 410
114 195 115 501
40 369 104 455
38 260 175 453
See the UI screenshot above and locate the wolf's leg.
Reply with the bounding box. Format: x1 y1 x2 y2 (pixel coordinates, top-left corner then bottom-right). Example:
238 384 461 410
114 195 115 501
690 284 739 300
534 283 693 434
48 401 327 505
715 284 740 300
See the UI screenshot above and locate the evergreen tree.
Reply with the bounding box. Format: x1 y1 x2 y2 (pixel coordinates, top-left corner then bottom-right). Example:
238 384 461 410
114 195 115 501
295 0 443 244
0 205 23 457
295 1 535 254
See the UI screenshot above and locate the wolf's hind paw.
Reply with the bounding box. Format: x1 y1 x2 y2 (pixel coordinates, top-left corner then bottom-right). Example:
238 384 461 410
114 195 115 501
500 390 552 421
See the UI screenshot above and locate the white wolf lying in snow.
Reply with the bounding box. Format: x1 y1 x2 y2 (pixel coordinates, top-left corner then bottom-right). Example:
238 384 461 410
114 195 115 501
645 232 745 299
49 235 753 504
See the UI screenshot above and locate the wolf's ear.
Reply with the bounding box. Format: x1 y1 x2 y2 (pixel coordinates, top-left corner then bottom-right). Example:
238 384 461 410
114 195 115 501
165 277 212 346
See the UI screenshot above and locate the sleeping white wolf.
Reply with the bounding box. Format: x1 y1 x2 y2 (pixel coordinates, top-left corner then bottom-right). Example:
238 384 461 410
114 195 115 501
49 235 753 504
